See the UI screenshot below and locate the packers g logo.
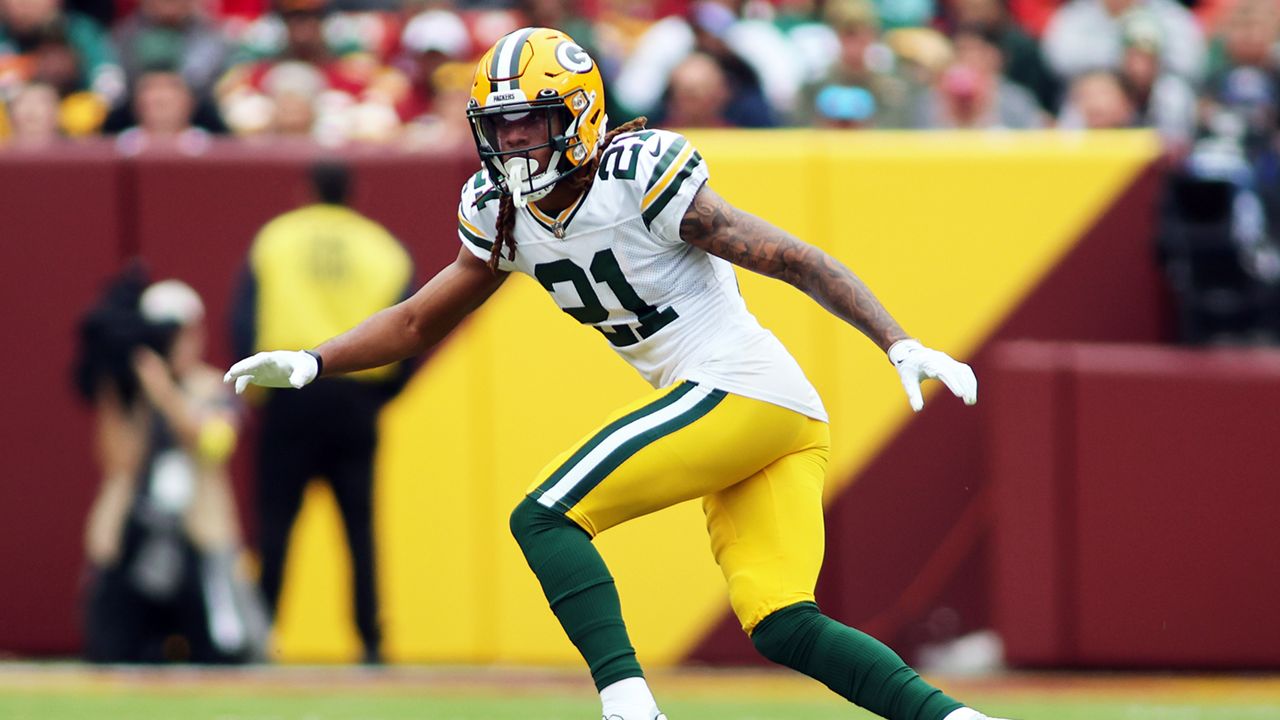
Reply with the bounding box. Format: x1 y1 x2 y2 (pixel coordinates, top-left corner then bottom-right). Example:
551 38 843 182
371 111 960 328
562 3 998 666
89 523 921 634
555 41 594 73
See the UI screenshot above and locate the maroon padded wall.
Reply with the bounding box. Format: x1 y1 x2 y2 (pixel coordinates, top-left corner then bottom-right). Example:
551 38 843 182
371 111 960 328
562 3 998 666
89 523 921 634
989 343 1280 668
0 147 125 653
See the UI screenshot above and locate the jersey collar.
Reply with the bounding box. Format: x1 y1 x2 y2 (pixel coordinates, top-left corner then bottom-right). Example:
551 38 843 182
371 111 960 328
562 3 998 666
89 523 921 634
526 189 588 239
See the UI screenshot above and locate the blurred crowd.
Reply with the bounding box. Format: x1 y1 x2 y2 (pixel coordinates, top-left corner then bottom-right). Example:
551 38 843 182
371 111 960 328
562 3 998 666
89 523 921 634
0 0 1277 152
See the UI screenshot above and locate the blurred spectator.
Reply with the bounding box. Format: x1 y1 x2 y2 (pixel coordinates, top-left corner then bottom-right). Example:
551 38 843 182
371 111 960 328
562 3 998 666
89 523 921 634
323 6 401 61
216 0 406 142
661 51 733 127
1 79 60 145
813 83 878 127
1042 0 1207 85
77 269 267 664
393 6 469 122
228 0 358 64
798 0 913 127
230 160 414 665
1201 0 1280 158
1204 0 1279 82
591 0 665 80
401 58 472 149
770 0 841 90
1116 11 1196 148
102 59 228 135
911 24 1045 129
883 25 954 84
0 0 124 105
613 0 796 125
946 0 1059 113
1060 69 1138 128
115 69 212 154
112 0 229 103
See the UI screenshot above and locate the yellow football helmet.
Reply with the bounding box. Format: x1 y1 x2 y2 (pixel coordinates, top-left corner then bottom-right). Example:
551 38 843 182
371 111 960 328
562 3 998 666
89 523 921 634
467 27 606 205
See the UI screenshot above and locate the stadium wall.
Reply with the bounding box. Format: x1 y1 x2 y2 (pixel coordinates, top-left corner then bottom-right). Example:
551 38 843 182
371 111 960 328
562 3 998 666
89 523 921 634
1 131 1189 667
988 342 1280 668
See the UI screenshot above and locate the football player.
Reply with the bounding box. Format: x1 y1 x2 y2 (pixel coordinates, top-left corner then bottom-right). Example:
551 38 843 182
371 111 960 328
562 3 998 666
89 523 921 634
227 27 1004 720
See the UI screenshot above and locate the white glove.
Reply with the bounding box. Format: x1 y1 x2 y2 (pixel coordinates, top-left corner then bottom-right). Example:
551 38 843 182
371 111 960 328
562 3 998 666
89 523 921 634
223 350 319 395
887 339 978 412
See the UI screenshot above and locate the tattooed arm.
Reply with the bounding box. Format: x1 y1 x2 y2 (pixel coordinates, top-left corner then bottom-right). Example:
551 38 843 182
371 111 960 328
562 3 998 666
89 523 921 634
679 182 909 351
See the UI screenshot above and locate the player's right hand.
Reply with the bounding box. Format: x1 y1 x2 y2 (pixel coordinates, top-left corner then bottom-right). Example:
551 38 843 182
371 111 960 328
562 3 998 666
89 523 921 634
223 350 318 394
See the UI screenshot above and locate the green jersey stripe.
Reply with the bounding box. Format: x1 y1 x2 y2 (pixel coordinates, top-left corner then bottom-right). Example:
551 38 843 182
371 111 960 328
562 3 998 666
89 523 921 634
642 152 703 229
645 138 688 193
532 383 698 498
552 389 727 510
474 189 501 211
458 223 493 251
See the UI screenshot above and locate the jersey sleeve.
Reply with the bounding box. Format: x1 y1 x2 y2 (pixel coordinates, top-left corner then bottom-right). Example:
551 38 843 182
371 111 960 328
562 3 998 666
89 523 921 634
457 171 514 271
632 129 710 247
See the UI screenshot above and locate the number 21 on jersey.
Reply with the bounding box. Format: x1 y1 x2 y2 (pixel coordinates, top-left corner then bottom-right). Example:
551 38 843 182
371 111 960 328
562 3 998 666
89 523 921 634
534 248 679 348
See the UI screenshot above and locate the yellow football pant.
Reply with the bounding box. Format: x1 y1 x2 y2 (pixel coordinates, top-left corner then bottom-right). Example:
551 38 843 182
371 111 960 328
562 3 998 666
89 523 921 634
527 381 830 633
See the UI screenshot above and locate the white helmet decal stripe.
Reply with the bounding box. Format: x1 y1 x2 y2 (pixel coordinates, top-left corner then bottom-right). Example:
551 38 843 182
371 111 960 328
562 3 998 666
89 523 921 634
492 28 535 92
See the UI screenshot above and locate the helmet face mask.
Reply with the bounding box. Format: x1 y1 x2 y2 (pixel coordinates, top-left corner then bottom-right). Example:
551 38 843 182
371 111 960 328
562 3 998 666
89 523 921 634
467 28 606 206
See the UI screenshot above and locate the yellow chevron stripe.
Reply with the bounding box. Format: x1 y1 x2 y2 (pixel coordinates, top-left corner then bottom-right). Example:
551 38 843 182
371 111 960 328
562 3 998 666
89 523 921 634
525 202 554 225
458 212 487 239
642 143 696 210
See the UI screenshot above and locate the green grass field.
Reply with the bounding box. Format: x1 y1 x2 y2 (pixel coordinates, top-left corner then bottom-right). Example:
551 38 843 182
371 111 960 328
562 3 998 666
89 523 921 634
2 665 1277 720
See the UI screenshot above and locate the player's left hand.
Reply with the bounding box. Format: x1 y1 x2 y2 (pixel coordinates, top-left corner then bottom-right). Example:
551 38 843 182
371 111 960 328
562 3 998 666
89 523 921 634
887 339 977 412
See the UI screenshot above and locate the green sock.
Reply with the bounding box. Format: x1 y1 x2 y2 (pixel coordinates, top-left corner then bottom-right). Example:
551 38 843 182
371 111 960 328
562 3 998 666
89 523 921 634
751 602 963 720
510 497 643 690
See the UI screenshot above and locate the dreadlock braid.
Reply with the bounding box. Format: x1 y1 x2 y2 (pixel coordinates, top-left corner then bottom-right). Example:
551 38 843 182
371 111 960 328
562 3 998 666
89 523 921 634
489 191 517 273
487 116 649 273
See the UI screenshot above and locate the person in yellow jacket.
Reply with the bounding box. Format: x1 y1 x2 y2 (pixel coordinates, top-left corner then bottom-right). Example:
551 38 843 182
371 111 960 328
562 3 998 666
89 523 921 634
229 159 413 664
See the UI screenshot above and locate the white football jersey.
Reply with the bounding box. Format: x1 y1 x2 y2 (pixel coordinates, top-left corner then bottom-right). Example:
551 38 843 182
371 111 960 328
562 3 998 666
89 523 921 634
457 129 827 422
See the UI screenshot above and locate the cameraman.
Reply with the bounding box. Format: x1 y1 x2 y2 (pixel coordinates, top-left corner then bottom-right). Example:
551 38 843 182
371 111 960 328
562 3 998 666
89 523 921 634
79 272 266 663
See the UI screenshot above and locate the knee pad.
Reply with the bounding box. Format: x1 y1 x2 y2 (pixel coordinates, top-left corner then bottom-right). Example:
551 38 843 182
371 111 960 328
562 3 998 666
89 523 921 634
750 601 822 666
